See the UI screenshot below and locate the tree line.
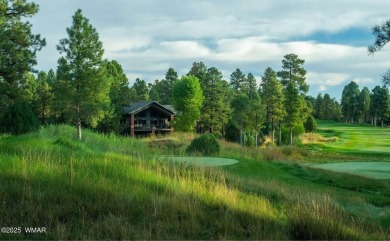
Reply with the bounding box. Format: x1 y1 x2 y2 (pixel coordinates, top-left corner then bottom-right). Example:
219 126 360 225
339 82 390 126
1 0 389 146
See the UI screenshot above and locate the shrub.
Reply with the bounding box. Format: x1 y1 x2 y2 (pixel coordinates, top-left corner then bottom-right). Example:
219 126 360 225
281 124 305 145
186 134 220 156
304 115 317 133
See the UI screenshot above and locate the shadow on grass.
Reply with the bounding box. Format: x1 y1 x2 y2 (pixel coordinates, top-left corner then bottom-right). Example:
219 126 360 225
0 172 285 240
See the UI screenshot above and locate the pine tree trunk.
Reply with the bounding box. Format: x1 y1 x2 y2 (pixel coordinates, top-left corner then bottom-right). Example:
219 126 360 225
255 133 258 148
290 127 293 146
77 120 82 140
240 126 243 146
278 125 282 146
272 128 275 146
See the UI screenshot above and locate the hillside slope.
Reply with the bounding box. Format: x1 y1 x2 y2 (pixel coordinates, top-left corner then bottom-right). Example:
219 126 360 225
0 125 388 240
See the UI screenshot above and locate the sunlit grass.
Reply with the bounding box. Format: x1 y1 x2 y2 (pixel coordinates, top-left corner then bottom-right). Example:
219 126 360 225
0 124 388 239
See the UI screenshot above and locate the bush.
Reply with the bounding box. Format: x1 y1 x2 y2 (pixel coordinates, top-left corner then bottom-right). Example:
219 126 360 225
281 124 305 145
186 134 220 156
304 115 317 133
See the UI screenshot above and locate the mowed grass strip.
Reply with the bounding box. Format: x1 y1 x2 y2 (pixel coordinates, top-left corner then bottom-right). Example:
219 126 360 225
310 162 390 179
316 120 390 156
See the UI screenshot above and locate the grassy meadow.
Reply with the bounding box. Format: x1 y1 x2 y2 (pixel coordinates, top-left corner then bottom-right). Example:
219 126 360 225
0 121 389 240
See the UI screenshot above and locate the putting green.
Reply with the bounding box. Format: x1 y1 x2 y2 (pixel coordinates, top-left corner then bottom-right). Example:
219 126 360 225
310 162 390 179
160 156 239 167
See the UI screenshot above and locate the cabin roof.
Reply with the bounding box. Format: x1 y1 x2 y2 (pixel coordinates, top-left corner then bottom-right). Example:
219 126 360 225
123 101 176 115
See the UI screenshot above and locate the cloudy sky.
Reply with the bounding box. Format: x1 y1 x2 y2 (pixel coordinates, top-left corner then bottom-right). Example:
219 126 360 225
30 0 390 100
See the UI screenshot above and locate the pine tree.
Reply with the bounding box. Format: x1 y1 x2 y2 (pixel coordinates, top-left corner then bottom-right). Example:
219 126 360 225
97 60 131 133
260 67 285 145
35 71 53 124
188 63 232 134
0 0 45 113
368 19 390 86
277 54 308 145
56 9 110 140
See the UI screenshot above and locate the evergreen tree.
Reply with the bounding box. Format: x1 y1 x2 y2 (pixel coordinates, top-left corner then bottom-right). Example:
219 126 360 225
314 93 324 119
341 81 360 123
368 19 390 86
304 115 317 133
230 68 246 93
260 67 285 145
0 0 45 113
56 9 110 140
97 60 131 133
188 63 231 134
370 86 389 127
277 54 308 145
148 80 161 102
358 87 371 124
322 93 332 120
35 71 53 124
130 78 149 101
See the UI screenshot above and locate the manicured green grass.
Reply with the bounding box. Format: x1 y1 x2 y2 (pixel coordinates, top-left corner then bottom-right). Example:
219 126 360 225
315 120 390 157
160 156 239 167
310 162 390 179
0 124 389 239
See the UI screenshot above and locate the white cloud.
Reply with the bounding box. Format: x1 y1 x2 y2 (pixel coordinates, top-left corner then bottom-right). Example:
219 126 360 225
30 0 390 98
318 85 327 91
307 72 350 86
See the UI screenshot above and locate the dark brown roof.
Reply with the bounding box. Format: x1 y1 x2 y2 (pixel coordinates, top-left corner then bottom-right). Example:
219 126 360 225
123 101 176 115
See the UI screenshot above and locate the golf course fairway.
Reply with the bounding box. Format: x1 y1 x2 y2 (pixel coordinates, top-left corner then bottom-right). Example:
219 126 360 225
310 162 390 179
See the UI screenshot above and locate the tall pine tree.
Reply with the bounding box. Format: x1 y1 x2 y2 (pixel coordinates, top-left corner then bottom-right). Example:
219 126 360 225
277 54 308 145
56 9 110 140
260 67 285 145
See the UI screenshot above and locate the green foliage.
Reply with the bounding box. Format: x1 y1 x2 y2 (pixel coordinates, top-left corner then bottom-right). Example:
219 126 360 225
224 119 240 142
149 67 178 104
281 124 305 145
186 134 220 156
0 101 39 135
34 71 54 124
260 67 285 144
190 63 232 133
370 85 389 126
304 115 317 133
368 19 390 86
341 81 360 123
230 68 246 92
172 75 204 132
278 54 309 145
130 78 149 101
358 87 371 124
56 9 110 139
0 125 388 239
0 0 46 111
96 60 131 133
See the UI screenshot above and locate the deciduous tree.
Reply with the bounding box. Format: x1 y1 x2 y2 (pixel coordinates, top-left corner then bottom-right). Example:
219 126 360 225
172 75 204 132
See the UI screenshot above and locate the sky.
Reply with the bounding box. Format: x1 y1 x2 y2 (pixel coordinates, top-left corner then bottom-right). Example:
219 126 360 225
29 0 390 100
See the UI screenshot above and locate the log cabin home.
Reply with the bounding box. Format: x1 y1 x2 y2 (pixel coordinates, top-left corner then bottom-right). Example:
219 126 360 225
122 101 176 137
